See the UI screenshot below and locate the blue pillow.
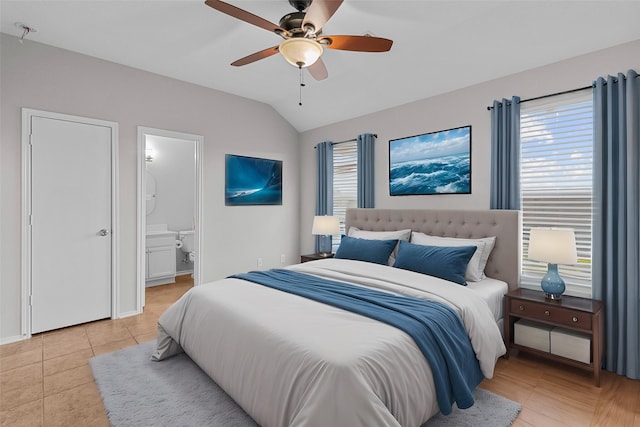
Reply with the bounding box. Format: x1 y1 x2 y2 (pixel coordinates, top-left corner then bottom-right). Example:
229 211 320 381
334 235 398 265
393 241 477 286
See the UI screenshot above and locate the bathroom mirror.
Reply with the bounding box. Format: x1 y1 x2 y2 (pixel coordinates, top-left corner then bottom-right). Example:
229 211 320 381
146 171 157 215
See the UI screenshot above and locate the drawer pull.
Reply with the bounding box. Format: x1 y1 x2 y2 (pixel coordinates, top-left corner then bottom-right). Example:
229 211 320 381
519 305 525 311
544 310 551 316
572 316 579 323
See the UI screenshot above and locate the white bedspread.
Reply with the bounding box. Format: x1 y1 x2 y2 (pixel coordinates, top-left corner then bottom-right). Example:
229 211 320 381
153 259 506 427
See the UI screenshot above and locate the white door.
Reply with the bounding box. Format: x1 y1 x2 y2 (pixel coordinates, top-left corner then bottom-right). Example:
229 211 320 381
30 115 112 333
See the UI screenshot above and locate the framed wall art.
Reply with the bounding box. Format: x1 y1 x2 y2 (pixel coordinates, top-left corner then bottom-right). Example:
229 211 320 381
389 125 471 195
225 154 283 206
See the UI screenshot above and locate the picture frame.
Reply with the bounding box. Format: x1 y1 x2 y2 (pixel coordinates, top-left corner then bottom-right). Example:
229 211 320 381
225 154 283 206
389 125 471 195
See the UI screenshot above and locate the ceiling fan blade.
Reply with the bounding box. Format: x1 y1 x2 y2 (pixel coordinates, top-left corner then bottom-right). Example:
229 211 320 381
205 0 287 35
307 58 328 81
231 46 280 67
319 35 393 52
302 0 344 33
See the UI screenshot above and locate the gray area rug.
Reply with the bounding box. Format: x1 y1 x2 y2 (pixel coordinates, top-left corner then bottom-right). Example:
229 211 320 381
91 341 521 427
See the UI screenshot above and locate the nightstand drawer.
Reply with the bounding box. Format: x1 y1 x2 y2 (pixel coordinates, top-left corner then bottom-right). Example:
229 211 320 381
510 300 592 330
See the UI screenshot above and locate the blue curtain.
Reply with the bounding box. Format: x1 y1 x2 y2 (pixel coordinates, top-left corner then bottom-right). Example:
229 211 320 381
592 69 640 380
357 133 376 208
490 96 521 209
315 141 333 253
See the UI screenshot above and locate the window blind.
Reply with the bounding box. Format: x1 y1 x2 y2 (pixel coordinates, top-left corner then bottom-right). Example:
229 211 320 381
332 142 357 251
520 90 593 297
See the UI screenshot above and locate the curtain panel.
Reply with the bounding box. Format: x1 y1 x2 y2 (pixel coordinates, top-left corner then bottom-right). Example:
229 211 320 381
490 96 521 210
315 141 334 253
357 133 376 208
593 69 640 380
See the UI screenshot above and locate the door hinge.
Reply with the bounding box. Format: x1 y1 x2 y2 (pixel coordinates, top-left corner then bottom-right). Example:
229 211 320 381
28 295 33 307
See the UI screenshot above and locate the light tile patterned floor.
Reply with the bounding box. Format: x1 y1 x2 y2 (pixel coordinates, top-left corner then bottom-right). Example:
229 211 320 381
0 276 193 427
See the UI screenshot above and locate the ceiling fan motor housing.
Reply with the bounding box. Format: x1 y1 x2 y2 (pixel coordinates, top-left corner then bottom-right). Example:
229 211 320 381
279 11 308 35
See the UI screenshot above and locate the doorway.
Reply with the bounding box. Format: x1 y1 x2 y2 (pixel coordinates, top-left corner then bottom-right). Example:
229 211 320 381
136 127 203 310
21 109 119 335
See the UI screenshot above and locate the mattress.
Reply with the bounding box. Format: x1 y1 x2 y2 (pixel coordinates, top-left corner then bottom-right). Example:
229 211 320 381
153 259 505 427
466 277 509 322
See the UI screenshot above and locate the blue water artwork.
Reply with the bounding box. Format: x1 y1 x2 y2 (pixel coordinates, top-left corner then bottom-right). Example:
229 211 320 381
225 154 283 205
389 126 471 195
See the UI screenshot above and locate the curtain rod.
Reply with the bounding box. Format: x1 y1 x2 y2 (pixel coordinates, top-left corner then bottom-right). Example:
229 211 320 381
332 134 378 145
332 138 356 145
487 73 639 111
486 85 592 111
314 134 378 148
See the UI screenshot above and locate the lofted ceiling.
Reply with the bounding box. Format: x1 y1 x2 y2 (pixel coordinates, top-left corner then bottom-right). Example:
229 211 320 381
2 1 640 132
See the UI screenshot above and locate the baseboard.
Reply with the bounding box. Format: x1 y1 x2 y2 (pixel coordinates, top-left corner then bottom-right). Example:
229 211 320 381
118 310 142 319
145 277 175 287
0 334 29 345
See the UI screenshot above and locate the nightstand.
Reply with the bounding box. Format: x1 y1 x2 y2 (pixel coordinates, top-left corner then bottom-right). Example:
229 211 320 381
504 289 604 386
300 253 334 263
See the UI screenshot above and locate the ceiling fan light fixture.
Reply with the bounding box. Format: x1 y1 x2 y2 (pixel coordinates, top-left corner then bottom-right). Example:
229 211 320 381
279 38 323 68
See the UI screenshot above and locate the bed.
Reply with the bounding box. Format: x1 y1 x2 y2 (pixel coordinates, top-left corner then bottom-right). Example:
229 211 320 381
153 208 521 427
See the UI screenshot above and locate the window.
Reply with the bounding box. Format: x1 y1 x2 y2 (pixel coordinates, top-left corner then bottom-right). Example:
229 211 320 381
332 142 357 251
520 90 593 297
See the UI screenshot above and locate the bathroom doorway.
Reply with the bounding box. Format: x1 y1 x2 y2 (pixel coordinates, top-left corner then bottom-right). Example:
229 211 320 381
136 127 203 311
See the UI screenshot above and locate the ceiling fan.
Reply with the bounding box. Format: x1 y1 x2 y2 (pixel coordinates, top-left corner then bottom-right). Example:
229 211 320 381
204 0 393 81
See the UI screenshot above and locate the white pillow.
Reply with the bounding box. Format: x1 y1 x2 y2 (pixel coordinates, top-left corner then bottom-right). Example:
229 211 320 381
409 232 496 282
348 227 412 265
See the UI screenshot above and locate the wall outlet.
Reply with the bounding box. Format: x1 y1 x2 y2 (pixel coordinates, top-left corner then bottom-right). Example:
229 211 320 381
257 257 263 267
280 254 286 264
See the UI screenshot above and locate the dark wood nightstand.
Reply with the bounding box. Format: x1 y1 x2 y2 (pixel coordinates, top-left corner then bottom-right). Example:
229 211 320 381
300 253 334 263
504 288 605 386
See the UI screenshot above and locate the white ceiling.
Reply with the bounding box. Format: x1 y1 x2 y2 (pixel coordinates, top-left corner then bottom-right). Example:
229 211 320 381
2 1 640 132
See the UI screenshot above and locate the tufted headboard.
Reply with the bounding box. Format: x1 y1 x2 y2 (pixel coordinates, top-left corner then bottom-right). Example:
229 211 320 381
345 208 522 291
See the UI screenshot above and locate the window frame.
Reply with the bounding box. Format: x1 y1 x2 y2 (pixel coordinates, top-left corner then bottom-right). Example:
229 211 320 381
519 90 594 298
331 141 358 252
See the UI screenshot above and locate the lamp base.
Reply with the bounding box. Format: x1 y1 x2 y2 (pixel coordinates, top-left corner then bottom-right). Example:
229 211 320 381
541 263 565 300
317 251 333 258
544 292 563 301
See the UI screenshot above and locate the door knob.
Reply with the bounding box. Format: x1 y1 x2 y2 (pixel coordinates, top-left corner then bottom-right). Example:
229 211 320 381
98 229 111 236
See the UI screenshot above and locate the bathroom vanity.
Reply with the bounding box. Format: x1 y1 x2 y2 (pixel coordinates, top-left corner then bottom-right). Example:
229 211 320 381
145 224 177 286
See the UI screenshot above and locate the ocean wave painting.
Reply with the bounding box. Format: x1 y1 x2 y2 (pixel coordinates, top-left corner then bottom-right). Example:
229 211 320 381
389 126 471 195
225 154 282 205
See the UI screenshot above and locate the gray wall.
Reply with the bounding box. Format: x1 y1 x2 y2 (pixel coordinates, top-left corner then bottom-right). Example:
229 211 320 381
298 40 640 253
0 34 300 342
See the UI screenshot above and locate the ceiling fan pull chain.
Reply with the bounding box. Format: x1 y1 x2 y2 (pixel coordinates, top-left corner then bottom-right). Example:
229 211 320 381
298 65 305 106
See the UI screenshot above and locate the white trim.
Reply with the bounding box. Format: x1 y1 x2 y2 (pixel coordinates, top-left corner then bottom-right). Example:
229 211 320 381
118 310 142 319
21 108 119 337
136 127 203 313
0 335 28 345
21 109 32 339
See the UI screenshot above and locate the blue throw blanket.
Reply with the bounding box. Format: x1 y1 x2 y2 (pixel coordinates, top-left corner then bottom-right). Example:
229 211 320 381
230 269 484 415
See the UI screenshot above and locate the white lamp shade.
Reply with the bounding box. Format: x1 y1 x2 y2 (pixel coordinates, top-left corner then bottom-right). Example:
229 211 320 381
312 216 340 235
528 227 578 264
279 38 323 68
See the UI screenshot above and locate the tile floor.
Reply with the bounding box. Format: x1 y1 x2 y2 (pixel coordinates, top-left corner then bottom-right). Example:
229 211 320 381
0 276 193 427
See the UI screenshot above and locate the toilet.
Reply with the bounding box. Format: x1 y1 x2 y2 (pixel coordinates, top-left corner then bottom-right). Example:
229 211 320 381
178 230 195 262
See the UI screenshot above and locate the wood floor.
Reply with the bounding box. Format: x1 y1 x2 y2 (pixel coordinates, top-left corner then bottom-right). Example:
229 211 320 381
1 277 639 426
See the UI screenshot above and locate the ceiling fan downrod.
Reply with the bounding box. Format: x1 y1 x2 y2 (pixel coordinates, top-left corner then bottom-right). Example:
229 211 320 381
298 64 306 106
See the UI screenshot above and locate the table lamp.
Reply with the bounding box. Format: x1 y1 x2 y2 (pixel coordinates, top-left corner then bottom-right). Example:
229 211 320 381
312 215 340 256
527 227 578 300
